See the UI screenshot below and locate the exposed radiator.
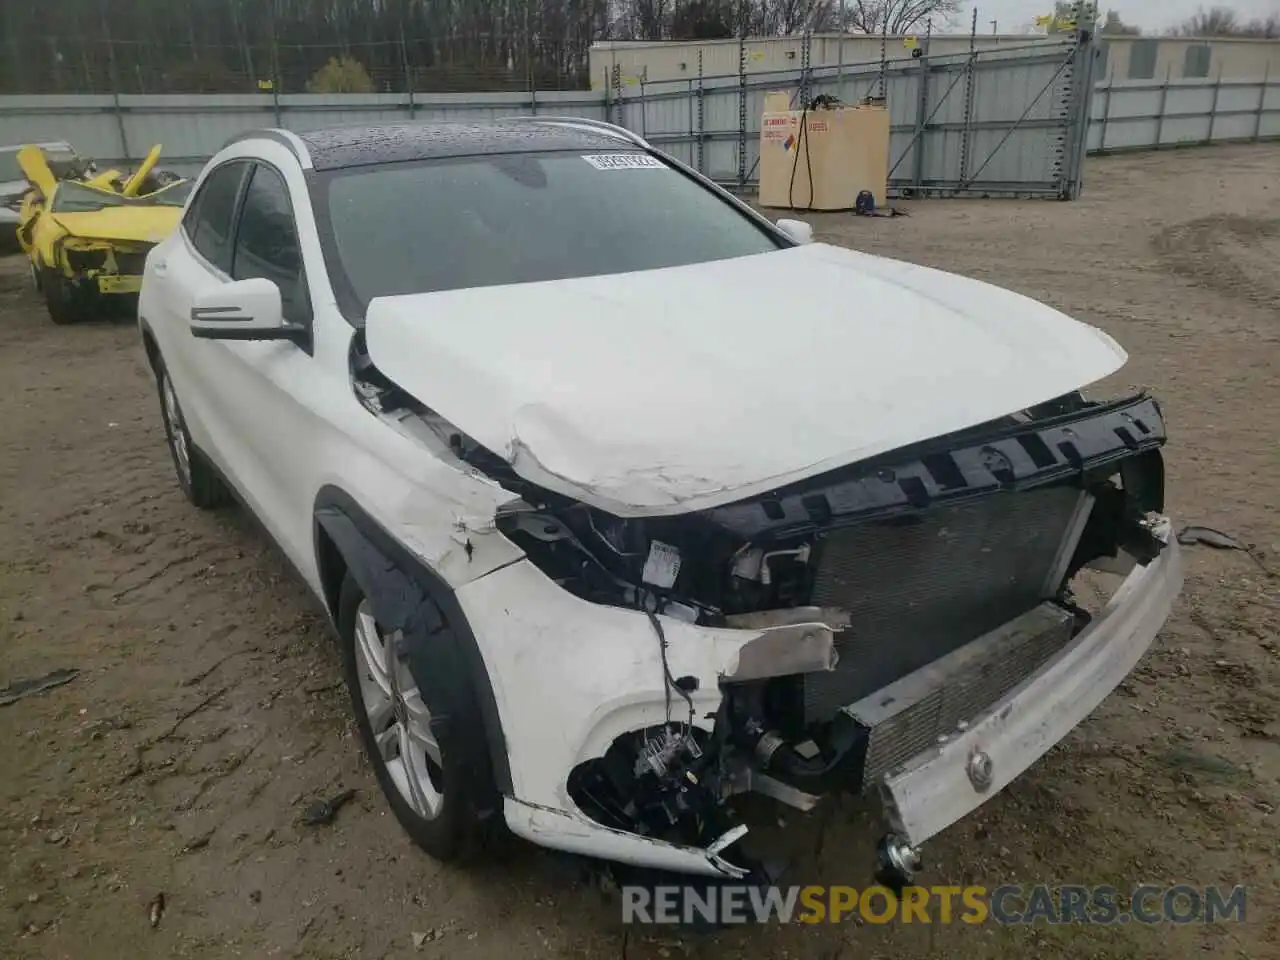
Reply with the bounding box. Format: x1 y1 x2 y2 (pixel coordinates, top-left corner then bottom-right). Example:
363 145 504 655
802 485 1090 723
844 602 1076 788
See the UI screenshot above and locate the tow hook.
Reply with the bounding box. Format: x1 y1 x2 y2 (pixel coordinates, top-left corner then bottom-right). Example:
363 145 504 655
874 833 921 895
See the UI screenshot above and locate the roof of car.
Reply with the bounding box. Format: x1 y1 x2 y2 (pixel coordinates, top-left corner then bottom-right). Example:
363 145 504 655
292 120 641 171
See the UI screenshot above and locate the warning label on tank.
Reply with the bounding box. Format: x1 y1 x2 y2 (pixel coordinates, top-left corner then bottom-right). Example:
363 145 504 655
762 114 797 142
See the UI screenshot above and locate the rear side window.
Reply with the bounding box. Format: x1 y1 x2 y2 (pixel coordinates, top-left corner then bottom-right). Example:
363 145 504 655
186 162 248 274
232 165 308 324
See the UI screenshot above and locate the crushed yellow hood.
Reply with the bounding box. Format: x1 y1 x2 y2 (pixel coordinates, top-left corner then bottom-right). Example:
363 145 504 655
52 206 182 245
122 144 163 197
17 145 56 196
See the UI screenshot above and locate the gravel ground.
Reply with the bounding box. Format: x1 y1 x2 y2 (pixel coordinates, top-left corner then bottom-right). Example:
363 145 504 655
1 144 1278 959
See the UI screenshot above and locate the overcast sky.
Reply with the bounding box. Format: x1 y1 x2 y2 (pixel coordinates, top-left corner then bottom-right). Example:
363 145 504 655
954 0 1280 33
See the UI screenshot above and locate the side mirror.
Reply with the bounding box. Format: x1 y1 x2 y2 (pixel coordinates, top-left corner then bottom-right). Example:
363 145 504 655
190 278 306 344
776 218 814 245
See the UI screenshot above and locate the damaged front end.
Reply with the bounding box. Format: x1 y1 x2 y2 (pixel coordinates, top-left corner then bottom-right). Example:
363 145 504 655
352 337 1181 882
519 395 1176 882
53 235 156 295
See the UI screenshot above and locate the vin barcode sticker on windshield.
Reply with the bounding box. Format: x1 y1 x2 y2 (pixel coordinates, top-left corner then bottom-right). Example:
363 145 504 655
582 153 665 170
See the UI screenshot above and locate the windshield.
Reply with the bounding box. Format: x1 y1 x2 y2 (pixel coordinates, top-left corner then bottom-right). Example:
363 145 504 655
51 179 192 213
319 150 782 309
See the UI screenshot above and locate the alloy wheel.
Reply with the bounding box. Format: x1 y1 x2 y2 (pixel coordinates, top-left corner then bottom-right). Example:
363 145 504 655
353 601 445 819
161 375 191 485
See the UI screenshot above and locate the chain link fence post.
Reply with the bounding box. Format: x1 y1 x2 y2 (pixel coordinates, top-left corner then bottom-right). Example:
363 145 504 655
99 2 132 164
399 19 415 119
737 32 747 191
611 63 622 128
696 50 705 174
268 3 282 125
958 9 979 191
878 17 888 100
799 31 812 107
911 20 932 197
1058 7 1098 200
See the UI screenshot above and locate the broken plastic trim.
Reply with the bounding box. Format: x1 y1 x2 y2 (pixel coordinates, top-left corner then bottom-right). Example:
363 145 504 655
312 486 513 801
504 798 754 879
704 392 1167 541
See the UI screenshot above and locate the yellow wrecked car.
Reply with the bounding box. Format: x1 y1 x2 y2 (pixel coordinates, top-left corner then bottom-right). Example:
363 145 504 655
16 144 191 324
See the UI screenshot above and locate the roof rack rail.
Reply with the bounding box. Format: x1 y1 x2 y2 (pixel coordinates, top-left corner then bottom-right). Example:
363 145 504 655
510 115 649 148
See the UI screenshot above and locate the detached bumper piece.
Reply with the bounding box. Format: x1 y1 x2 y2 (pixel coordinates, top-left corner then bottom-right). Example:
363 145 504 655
876 519 1183 848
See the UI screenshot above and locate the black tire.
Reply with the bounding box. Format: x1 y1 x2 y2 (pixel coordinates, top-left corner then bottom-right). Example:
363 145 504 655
155 360 229 509
41 267 83 325
337 573 496 862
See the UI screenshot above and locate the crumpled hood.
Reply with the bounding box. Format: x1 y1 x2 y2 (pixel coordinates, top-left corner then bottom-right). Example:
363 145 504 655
364 243 1127 516
51 207 180 245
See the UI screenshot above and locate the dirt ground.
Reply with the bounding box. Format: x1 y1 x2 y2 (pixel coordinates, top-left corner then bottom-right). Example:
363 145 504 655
1 143 1278 960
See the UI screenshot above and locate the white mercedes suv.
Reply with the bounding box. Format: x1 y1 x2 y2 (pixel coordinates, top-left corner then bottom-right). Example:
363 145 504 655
138 118 1182 886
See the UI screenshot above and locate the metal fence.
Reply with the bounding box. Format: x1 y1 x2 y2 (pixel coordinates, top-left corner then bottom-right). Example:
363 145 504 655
2 31 1278 201
0 31 1098 201
612 32 1095 199
1090 70 1280 153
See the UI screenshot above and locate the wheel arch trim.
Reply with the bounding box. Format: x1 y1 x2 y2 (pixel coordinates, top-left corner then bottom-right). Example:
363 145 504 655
312 484 514 801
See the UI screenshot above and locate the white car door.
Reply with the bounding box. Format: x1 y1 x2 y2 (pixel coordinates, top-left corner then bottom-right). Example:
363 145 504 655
149 149 333 577
194 159 327 572
148 159 252 470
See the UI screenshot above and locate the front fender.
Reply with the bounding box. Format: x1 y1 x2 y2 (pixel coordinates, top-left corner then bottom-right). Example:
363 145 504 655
313 485 514 806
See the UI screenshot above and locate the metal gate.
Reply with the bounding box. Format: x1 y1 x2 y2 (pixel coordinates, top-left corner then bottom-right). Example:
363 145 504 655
613 29 1099 200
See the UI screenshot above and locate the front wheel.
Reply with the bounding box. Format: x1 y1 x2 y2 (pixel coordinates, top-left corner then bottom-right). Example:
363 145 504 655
337 574 496 862
41 268 86 325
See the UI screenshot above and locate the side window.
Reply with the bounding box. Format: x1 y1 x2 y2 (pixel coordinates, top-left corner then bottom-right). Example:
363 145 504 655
1128 39 1158 80
231 165 309 326
187 162 248 274
1183 44 1211 80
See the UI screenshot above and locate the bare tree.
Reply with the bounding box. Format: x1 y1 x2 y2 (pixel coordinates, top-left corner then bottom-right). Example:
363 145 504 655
1173 5 1280 37
1174 5 1240 35
1099 10 1140 35
762 0 838 34
840 0 963 35
1243 13 1280 37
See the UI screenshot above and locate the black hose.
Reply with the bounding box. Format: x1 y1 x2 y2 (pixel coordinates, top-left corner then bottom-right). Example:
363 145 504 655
767 712 868 788
787 103 815 212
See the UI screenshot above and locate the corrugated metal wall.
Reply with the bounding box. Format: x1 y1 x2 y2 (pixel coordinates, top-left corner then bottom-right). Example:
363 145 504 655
2 33 1277 201
610 37 1092 198
589 35 1280 88
1090 77 1280 152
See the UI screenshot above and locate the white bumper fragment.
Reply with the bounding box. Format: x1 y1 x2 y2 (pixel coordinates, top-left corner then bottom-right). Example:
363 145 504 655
878 526 1184 846
504 799 752 878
